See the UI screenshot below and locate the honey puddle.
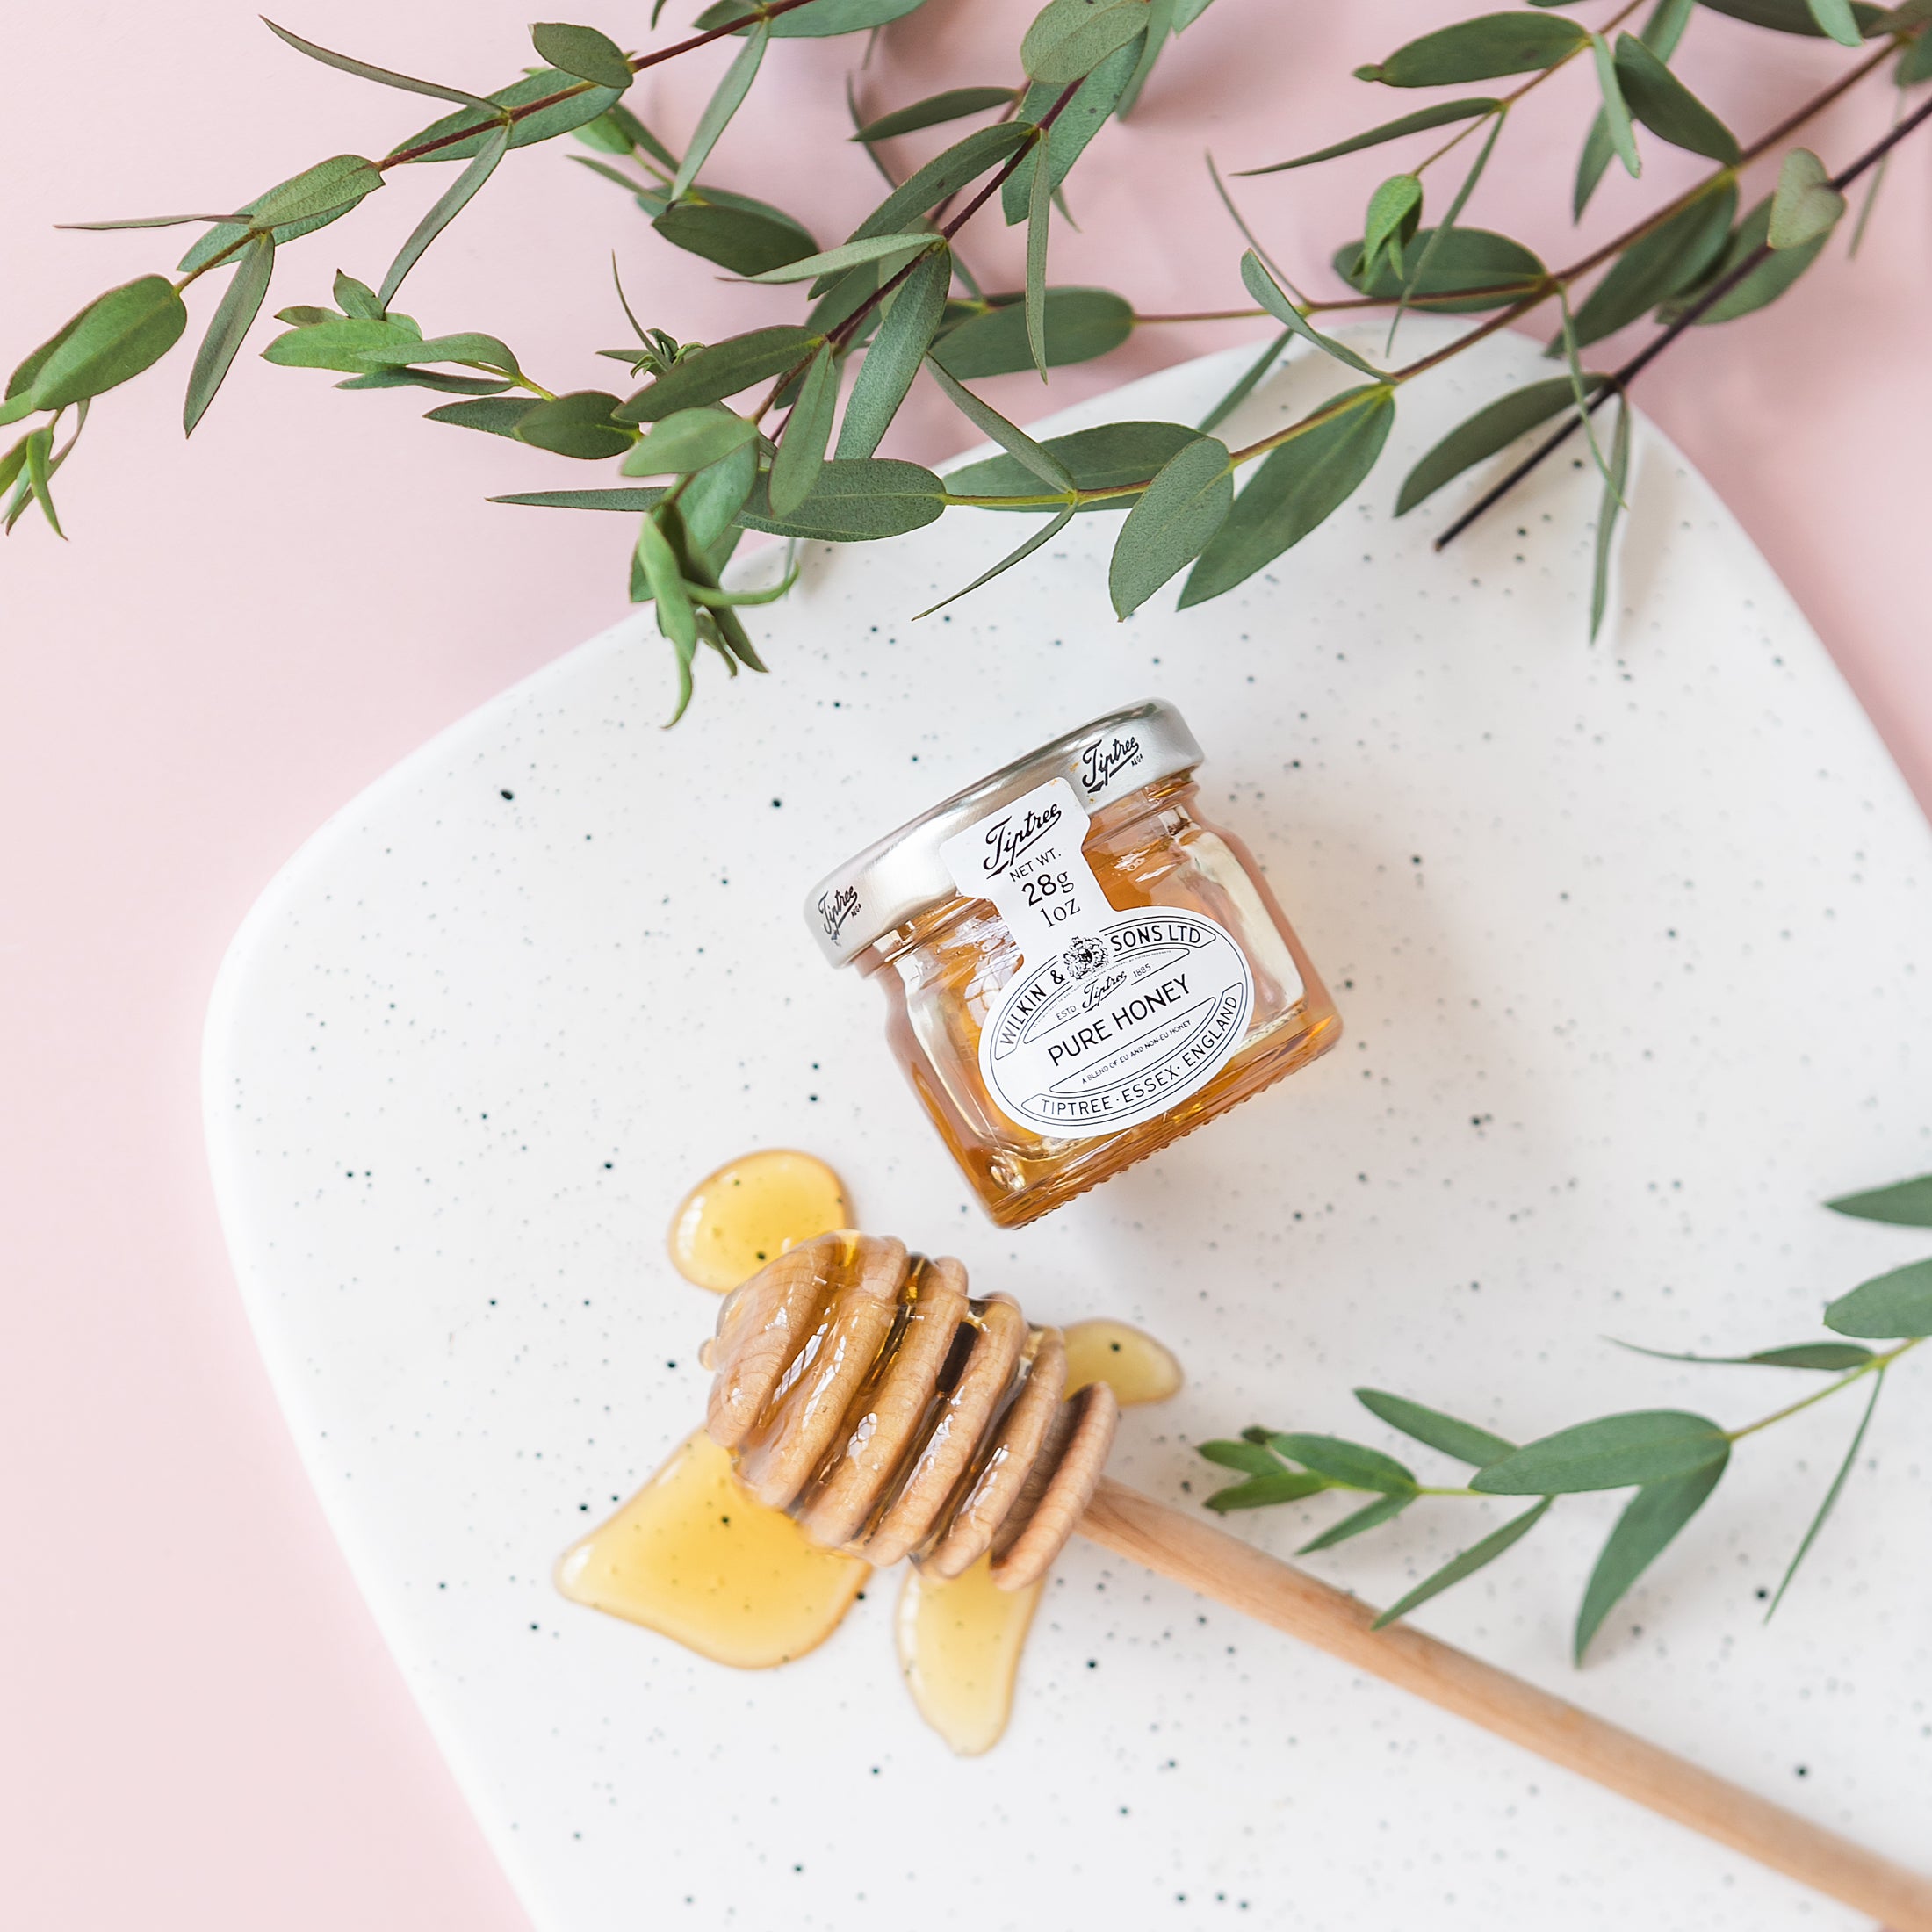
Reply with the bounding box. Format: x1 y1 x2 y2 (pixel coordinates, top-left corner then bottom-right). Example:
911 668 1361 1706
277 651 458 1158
667 1148 850 1292
561 1147 1178 1751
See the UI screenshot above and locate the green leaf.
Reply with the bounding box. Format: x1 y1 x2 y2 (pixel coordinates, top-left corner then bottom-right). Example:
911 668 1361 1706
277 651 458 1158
836 249 950 458
1590 392 1632 640
1696 0 1881 32
1298 1491 1413 1553
1613 33 1739 163
22 428 62 537
1574 1456 1726 1661
616 326 820 421
838 124 1034 270
357 331 519 373
650 189 818 276
1681 196 1828 323
1824 1258 1932 1337
60 213 249 232
1001 39 1143 221
263 18 501 112
1827 1171 1932 1226
249 153 385 227
679 438 759 564
380 121 509 307
422 396 539 438
1470 1410 1728 1494
1575 112 1618 220
175 164 370 271
14 277 188 410
184 233 273 434
574 100 669 158
335 273 384 320
1371 1498 1553 1629
1388 112 1502 345
389 68 623 162
671 22 768 201
1197 1438 1286 1477
926 360 1074 491
336 369 509 395
694 0 932 34
1900 29 1932 83
1114 0 1177 118
491 486 666 510
913 502 1077 618
1240 99 1501 174
1238 252 1381 377
1806 0 1866 40
1195 327 1291 436
852 86 1016 141
1267 1431 1417 1493
932 287 1132 377
768 345 839 516
1108 436 1232 616
1333 227 1545 312
515 390 631 460
1362 12 1589 85
742 232 935 285
621 406 756 475
948 418 1197 508
1203 1469 1329 1511
0 433 30 495
1768 147 1846 247
1180 386 1395 605
1613 1338 1878 1371
1561 178 1735 347
1396 375 1602 515
1361 174 1423 280
738 458 947 540
1025 133 1052 378
1353 1388 1516 1466
530 23 634 90
1021 0 1150 83
262 314 423 372
1766 1371 1884 1617
1589 32 1642 178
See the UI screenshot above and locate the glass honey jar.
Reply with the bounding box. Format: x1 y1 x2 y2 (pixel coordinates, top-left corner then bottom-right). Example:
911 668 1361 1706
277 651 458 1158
805 701 1342 1228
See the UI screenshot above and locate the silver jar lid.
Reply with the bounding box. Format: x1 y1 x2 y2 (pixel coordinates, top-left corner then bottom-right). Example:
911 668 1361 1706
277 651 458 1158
804 699 1206 967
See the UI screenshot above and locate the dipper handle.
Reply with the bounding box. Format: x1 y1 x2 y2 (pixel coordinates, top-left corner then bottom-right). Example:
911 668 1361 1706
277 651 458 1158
1078 1478 1932 1932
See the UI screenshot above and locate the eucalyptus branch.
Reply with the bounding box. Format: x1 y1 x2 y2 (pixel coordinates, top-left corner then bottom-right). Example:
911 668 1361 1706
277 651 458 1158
1198 1168 1932 1662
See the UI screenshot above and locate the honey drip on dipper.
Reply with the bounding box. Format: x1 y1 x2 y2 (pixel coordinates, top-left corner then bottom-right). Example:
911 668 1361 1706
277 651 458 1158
556 1150 1179 1752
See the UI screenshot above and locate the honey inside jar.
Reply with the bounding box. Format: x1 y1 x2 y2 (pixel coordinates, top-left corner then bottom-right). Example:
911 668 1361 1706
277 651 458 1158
806 703 1341 1228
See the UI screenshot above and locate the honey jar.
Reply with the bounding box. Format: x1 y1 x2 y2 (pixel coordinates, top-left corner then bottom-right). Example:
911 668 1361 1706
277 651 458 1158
805 702 1341 1227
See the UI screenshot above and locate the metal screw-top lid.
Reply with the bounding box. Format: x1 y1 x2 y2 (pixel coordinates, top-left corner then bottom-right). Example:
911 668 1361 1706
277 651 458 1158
804 699 1206 968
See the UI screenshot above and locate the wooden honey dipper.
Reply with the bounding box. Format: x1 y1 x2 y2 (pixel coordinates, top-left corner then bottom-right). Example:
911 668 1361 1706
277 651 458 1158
700 1232 1932 1931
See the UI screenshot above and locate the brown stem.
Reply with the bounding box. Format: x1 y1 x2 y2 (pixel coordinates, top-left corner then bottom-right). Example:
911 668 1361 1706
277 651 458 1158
1431 83 1932 551
379 0 822 169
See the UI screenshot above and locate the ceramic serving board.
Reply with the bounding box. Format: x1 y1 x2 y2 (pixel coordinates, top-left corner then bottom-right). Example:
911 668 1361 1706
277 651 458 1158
205 320 1932 1932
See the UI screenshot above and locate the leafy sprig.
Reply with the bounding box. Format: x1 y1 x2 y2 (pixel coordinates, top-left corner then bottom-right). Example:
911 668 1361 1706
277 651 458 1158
8 0 1932 715
1199 1168 1932 1662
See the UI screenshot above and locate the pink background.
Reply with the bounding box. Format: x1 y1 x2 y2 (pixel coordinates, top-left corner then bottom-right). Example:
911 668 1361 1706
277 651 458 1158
4 4 1928 1926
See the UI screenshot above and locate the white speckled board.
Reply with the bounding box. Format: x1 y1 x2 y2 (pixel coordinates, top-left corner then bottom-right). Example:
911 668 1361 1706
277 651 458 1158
205 321 1932 1932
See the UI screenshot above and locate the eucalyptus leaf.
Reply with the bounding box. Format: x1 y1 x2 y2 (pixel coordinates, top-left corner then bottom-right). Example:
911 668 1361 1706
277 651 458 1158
389 68 623 162
671 22 768 201
515 390 632 459
1025 132 1053 378
837 124 1033 268
1203 1469 1329 1512
335 274 384 320
1768 147 1846 248
1353 1388 1516 1466
492 487 667 510
1243 99 1502 174
852 86 1016 142
1179 386 1395 605
1806 0 1867 41
1195 326 1291 436
1371 1498 1554 1629
1002 39 1143 221
1613 1338 1877 1371
1299 1491 1414 1553
836 249 950 458
946 418 1198 508
249 154 385 227
1470 1410 1729 1494
184 233 274 434
652 190 818 275
1268 1431 1417 1493
1361 12 1589 85
1021 0 1150 84
380 121 510 307
530 23 634 90
262 314 423 372
22 429 61 537
1197 1438 1287 1477
1334 227 1546 311
1695 0 1881 32
1107 436 1233 616
1827 1171 1932 1226
1681 197 1829 323
16 278 189 410
576 100 676 166
1114 0 1178 119
0 434 30 499
913 503 1077 619
1589 32 1642 178
1614 33 1739 162
262 19 501 112
423 396 539 438
1574 1455 1726 1661
335 369 511 394
925 359 1073 490
931 288 1133 377
621 406 757 475
693 0 931 35
637 511 696 651
1560 178 1735 347
616 326 820 421
743 233 935 285
679 438 758 564
1396 374 1602 515
1823 1258 1932 1337
1590 392 1631 639
1766 1372 1884 1616
738 458 947 540
357 331 519 373
1361 174 1424 280
769 344 838 516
